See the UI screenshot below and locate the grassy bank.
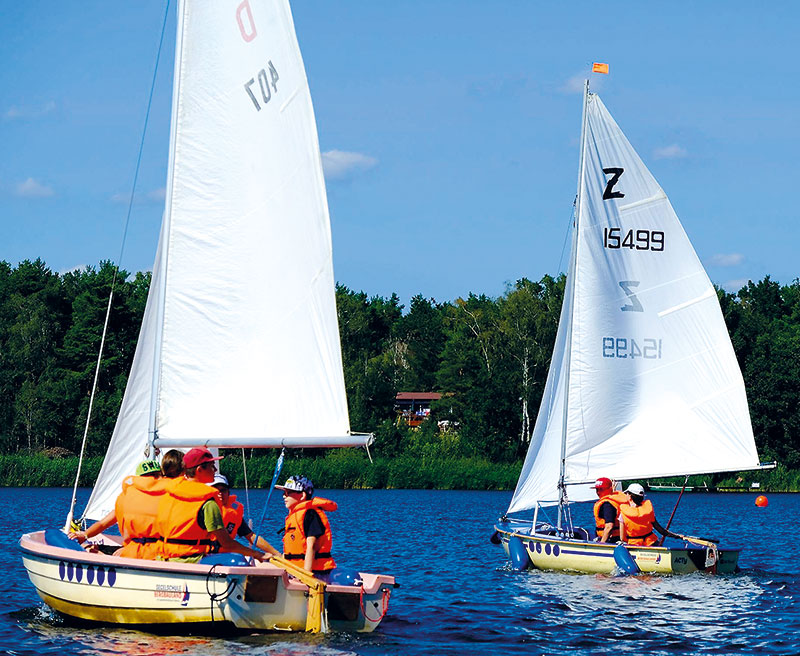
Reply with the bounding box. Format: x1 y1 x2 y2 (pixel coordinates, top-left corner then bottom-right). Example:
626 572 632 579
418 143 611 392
4 451 800 492
0 451 521 490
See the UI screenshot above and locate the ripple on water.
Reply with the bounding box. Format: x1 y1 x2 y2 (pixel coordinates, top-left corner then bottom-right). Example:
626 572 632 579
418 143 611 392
7 489 800 655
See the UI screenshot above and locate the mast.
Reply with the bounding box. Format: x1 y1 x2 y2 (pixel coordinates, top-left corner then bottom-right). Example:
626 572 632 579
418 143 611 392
557 79 590 530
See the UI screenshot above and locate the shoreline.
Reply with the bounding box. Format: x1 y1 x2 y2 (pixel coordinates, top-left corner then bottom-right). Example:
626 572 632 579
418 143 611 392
1 453 798 492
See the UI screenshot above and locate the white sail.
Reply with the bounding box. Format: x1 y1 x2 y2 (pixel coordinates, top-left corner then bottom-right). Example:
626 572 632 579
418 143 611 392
85 0 353 520
508 93 759 514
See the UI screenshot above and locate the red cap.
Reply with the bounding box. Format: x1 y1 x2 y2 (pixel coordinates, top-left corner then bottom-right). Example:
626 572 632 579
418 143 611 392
183 447 223 469
590 477 613 490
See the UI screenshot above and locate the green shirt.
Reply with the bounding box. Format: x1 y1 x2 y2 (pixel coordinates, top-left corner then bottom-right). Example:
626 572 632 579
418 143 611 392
162 500 224 563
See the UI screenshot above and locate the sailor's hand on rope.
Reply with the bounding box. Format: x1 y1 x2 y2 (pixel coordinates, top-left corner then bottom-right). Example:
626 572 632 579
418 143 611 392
68 530 87 544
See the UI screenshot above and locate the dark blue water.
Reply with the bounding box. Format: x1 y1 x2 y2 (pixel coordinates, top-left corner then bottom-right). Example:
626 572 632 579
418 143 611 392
6 488 799 655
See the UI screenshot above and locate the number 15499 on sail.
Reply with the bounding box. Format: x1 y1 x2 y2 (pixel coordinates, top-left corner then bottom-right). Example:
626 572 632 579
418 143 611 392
602 337 662 359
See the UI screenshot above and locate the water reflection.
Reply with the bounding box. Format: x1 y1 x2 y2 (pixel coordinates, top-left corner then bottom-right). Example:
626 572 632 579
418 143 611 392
20 606 360 656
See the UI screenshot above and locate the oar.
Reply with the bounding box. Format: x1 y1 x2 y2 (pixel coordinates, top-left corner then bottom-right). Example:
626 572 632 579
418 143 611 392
268 555 328 633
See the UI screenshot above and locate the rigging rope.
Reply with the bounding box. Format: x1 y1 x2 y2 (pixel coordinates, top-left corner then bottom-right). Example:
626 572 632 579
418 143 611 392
253 448 286 546
205 564 237 623
242 447 253 524
65 0 173 529
359 586 391 623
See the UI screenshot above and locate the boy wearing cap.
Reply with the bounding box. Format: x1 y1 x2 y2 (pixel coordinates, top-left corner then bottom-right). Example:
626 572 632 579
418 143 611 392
619 483 682 546
156 447 266 563
276 475 337 574
591 477 629 543
210 474 280 557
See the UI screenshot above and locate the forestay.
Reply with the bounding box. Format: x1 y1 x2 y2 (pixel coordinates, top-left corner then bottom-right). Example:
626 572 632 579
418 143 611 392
85 0 354 521
508 93 759 514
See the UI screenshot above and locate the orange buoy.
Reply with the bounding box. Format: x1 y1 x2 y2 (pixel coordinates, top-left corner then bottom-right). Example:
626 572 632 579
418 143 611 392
755 495 769 507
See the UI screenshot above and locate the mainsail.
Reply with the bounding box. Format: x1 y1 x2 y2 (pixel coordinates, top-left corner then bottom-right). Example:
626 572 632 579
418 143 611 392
85 0 356 520
508 92 760 514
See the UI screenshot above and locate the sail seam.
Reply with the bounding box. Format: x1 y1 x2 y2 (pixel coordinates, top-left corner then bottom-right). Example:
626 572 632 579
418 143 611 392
658 288 715 317
280 86 302 112
618 190 667 213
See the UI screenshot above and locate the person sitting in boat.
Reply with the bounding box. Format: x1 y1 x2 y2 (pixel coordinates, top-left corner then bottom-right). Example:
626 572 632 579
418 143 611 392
68 458 164 554
591 477 629 543
156 447 266 563
160 448 185 479
619 483 682 546
275 475 337 575
210 473 280 558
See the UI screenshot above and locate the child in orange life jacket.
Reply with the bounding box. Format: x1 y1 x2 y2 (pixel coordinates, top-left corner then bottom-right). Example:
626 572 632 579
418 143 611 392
619 483 682 546
275 475 337 574
68 459 163 551
68 451 187 555
157 447 267 563
210 474 280 557
591 477 628 543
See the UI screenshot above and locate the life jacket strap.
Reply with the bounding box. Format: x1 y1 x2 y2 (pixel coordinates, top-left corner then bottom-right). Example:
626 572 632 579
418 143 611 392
283 552 332 560
628 530 654 539
165 538 215 546
131 537 161 544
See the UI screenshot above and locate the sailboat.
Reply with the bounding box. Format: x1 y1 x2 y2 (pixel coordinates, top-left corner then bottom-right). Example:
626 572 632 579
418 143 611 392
19 0 394 631
493 81 770 575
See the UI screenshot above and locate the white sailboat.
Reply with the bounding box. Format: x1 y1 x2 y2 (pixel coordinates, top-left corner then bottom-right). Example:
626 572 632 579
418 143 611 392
20 0 394 631
494 81 770 575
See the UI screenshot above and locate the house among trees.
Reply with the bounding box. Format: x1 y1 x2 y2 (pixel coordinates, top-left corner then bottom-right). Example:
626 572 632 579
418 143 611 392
395 392 441 427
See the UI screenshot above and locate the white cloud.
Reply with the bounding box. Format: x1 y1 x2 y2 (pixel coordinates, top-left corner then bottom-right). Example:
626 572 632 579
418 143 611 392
147 187 166 202
653 144 687 160
722 278 751 293
321 150 378 181
59 264 88 276
111 187 166 204
5 101 56 120
560 74 588 95
708 253 745 267
16 178 54 198
560 69 606 95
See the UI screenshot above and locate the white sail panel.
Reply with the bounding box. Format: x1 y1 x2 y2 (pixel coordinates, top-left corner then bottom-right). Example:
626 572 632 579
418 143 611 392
507 231 576 514
508 93 759 513
83 226 166 520
154 0 349 444
83 0 351 518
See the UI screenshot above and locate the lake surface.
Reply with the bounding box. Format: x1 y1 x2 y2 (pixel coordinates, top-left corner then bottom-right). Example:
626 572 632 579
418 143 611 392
6 487 800 655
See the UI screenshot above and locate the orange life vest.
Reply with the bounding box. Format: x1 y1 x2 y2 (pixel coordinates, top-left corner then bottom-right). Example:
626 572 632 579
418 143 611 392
282 497 337 571
115 475 169 559
222 494 245 537
155 478 223 559
620 499 658 546
593 491 629 540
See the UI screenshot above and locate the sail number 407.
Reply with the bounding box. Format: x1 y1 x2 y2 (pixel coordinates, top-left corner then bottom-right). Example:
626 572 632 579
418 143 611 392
244 61 280 112
604 228 664 251
602 337 662 359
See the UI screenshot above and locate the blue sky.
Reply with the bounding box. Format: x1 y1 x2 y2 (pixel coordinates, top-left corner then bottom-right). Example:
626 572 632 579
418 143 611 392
2 1 798 306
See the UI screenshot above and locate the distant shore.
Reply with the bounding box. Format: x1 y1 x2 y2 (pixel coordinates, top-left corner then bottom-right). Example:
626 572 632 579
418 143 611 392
1 452 797 492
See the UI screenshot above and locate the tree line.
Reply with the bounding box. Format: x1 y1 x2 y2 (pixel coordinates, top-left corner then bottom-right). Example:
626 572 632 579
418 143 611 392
0 259 798 469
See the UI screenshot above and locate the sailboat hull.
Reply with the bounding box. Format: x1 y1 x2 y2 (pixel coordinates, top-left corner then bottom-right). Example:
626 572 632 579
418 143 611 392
20 531 394 632
494 523 739 575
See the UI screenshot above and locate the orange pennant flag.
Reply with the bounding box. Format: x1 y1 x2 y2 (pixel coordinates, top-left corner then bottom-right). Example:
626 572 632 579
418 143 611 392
592 62 609 74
